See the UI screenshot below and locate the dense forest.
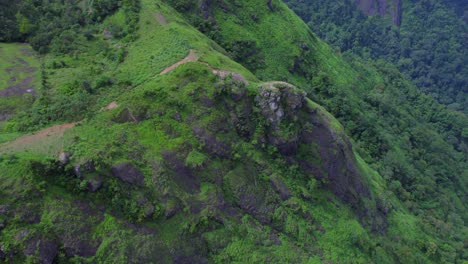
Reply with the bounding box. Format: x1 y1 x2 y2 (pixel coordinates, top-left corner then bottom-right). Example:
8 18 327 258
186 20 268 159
285 0 468 113
0 0 140 53
0 0 466 263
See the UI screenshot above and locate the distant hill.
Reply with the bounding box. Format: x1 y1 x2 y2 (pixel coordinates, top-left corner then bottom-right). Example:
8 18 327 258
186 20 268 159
286 0 468 112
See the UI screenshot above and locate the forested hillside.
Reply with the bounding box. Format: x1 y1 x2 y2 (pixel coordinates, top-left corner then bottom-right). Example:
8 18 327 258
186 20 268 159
285 0 467 112
0 0 466 263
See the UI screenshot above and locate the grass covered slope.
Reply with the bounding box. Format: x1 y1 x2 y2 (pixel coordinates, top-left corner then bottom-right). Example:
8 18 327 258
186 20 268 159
1 1 388 263
0 66 395 263
166 0 467 262
0 1 396 262
0 0 466 263
0 43 40 94
0 43 40 143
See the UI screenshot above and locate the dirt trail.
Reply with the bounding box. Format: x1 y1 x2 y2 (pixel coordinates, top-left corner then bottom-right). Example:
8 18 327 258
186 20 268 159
1 99 120 155
102 101 119 111
159 49 249 84
260 81 295 88
211 68 249 85
160 50 199 75
0 123 76 155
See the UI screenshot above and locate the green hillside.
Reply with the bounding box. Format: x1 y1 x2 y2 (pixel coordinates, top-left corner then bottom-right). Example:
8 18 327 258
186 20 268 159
285 0 468 112
0 43 39 143
0 0 466 263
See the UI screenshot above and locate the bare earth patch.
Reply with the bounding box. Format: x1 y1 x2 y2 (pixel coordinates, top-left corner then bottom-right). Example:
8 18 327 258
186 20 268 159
211 68 249 85
0 77 36 97
160 50 199 75
159 49 249 84
0 43 39 97
260 81 295 88
0 123 76 156
101 101 119 111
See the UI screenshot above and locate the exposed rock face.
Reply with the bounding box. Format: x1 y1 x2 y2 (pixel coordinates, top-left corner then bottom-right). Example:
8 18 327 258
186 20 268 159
17 209 41 224
73 160 95 179
111 162 145 186
113 107 139 123
258 82 371 214
192 126 231 158
255 82 305 128
58 152 71 166
73 165 83 179
256 83 366 201
270 176 292 201
23 238 59 264
256 86 285 127
162 151 200 193
64 239 102 257
252 82 386 231
57 200 104 258
87 177 103 192
300 108 371 206
103 29 113 39
223 166 279 225
256 82 305 156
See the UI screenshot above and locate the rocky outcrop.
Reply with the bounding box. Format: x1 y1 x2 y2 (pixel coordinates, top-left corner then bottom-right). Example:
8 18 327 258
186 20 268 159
256 83 305 156
252 82 386 231
87 177 103 192
58 201 104 258
111 162 145 186
223 168 278 225
300 107 371 206
73 160 95 179
23 238 59 264
270 176 292 201
58 152 71 166
192 126 231 158
256 83 370 204
63 239 102 257
255 82 305 128
113 107 139 123
162 151 200 193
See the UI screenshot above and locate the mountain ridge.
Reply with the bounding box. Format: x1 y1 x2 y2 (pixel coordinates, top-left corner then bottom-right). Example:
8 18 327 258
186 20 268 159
0 0 466 263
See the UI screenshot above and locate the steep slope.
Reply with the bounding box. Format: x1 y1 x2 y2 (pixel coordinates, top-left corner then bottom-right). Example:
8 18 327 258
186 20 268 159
285 0 468 111
0 43 39 143
0 0 391 263
0 0 466 263
164 0 468 262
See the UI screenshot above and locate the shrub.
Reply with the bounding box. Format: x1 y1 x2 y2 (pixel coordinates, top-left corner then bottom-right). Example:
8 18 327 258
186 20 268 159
185 150 207 168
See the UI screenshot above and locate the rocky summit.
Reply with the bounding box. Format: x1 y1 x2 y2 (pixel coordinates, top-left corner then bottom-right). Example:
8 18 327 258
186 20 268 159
0 0 466 263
